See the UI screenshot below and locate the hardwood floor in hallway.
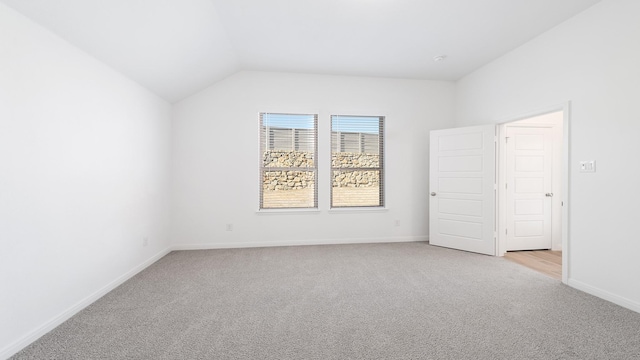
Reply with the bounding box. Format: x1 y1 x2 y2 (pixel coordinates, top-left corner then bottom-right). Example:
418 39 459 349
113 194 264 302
504 250 562 280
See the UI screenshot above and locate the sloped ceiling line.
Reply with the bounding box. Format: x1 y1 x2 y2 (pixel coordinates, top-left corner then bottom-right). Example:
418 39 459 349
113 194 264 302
1 0 601 102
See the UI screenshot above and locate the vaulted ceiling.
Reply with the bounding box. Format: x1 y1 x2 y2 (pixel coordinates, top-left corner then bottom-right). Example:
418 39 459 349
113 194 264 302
1 0 601 102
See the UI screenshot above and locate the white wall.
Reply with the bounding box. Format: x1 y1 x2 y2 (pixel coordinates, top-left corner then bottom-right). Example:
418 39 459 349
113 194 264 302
456 0 640 311
0 4 172 357
171 71 455 248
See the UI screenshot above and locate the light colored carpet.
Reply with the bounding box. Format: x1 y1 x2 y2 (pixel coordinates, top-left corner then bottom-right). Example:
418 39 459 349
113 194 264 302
11 243 640 359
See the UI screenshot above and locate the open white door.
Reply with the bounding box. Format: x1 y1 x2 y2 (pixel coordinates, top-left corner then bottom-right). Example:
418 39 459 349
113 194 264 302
505 126 553 251
429 125 496 255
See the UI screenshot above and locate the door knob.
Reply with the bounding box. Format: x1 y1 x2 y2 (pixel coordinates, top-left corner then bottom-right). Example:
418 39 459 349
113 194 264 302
545 193 553 197
431 192 437 196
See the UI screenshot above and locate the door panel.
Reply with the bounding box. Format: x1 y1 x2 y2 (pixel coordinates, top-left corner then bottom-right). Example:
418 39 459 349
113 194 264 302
515 178 544 193
514 221 544 237
515 156 544 172
506 127 553 251
438 132 484 151
429 125 496 255
439 156 483 172
439 177 483 194
439 199 483 217
515 199 543 215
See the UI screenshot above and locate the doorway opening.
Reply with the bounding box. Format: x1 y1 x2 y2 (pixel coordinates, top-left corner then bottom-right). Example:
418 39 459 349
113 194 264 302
497 106 569 283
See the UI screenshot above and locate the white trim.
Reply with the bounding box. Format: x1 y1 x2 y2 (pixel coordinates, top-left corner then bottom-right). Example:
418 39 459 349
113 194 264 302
0 247 172 360
501 122 560 128
173 236 428 251
328 207 388 214
568 278 640 314
256 208 321 215
497 124 507 257
561 104 571 285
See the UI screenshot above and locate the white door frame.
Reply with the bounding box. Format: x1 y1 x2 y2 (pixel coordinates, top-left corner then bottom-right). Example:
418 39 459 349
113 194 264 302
496 102 570 284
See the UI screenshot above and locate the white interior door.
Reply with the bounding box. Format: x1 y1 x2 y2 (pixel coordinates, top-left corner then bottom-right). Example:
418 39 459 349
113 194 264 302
505 127 553 251
429 125 496 255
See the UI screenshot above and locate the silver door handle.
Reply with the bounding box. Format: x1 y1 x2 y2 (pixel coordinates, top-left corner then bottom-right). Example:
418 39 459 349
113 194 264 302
546 193 553 197
431 192 437 196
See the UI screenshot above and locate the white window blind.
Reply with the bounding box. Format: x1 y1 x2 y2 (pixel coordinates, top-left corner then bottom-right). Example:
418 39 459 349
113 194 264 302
260 113 318 209
331 115 384 208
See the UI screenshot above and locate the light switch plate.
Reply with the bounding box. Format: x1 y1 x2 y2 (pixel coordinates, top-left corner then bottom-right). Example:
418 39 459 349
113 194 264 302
579 160 596 173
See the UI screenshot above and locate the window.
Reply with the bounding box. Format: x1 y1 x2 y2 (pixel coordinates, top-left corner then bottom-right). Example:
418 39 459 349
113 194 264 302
260 113 318 209
331 115 384 208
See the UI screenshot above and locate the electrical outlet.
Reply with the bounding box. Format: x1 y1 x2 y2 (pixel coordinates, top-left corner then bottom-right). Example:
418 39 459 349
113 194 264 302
226 224 233 231
143 237 149 247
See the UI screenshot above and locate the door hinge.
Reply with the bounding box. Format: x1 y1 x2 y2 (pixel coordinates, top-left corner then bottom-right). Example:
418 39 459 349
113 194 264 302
505 229 508 235
505 137 509 143
505 183 508 189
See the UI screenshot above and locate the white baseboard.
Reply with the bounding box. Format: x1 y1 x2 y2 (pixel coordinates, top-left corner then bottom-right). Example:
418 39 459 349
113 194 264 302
568 278 640 314
0 247 172 360
173 236 428 251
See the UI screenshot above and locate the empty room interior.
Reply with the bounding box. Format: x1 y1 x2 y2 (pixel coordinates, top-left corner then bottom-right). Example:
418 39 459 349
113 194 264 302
2 0 640 359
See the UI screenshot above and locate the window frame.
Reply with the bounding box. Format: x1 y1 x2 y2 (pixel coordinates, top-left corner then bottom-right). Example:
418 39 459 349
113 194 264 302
330 115 385 209
259 112 319 210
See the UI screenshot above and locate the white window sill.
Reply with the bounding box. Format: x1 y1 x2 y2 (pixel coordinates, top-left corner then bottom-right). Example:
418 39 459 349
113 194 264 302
328 207 388 214
256 208 321 215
